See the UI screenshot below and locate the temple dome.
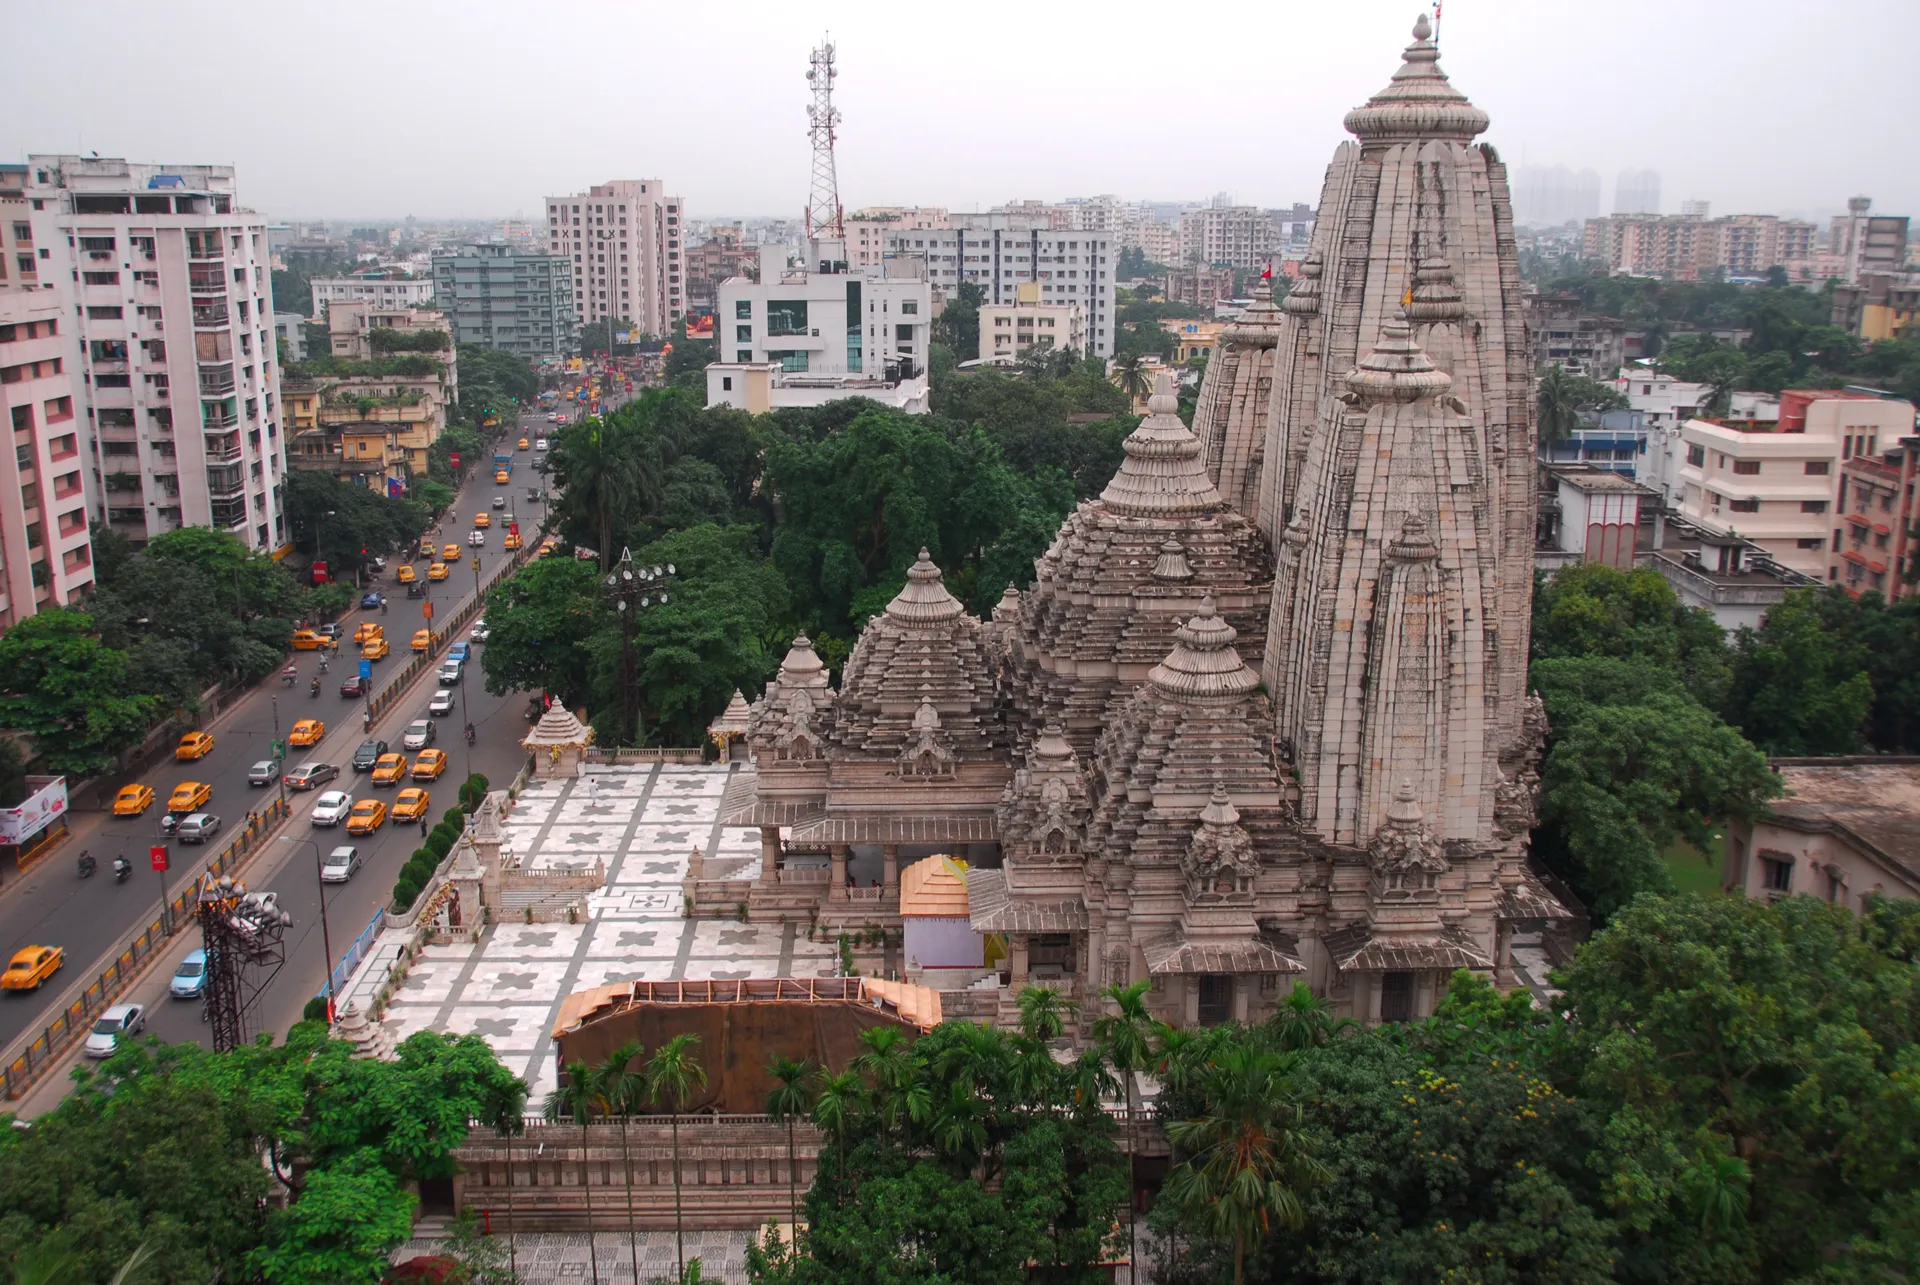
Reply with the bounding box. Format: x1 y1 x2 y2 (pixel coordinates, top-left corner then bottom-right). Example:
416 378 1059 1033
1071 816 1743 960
1345 314 1454 404
1146 600 1262 703
1343 14 1490 143
1099 372 1226 518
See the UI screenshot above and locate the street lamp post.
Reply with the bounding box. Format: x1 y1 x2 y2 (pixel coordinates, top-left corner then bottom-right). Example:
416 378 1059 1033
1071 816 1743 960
602 549 676 748
279 835 338 1022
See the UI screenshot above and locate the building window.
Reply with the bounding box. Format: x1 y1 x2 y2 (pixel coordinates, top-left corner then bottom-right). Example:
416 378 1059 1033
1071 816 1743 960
1686 445 1706 467
1196 975 1232 1026
721 376 733 391
734 300 752 319
736 349 751 363
1805 460 1830 475
735 324 751 343
1379 971 1415 1023
901 300 918 315
766 301 808 337
1762 856 1793 892
1729 498 1760 513
1801 500 1828 513
1732 459 1761 475
1797 537 1825 549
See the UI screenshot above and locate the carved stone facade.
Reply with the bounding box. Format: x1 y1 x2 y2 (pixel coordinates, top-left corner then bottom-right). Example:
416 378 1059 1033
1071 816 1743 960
731 16 1569 1031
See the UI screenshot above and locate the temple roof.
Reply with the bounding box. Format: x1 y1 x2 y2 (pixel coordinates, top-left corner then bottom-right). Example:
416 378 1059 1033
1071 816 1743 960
966 868 1088 933
1146 600 1262 703
522 703 593 749
1346 313 1454 404
1322 923 1494 972
900 855 971 918
1099 372 1227 518
1343 14 1490 143
708 689 752 740
1142 932 1304 976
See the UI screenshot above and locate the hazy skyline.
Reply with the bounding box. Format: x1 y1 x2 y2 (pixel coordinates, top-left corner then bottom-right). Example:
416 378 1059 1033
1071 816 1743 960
6 0 1911 226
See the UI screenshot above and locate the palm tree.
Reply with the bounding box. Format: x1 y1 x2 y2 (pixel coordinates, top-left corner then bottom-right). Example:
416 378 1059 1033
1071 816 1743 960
765 1055 818 1232
543 1059 604 1285
851 1025 926 1133
1016 982 1078 1042
647 1033 709 1282
1065 1046 1119 1120
1161 1046 1330 1285
588 1039 648 1285
1115 353 1151 404
1091 979 1161 1275
1262 982 1357 1053
1536 365 1585 447
548 418 636 571
811 1069 863 1186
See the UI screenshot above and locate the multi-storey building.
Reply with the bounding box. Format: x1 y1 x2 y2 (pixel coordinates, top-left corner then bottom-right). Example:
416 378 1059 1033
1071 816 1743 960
717 239 929 374
1121 217 1178 267
684 228 758 312
1165 263 1237 309
1613 168 1661 214
25 156 285 552
543 180 684 335
1585 212 1821 280
1832 197 1910 283
1832 272 1920 341
0 291 94 622
978 283 1085 363
308 271 436 320
886 218 1116 358
1811 392 1920 596
1527 293 1627 377
429 244 575 358
1 165 41 293
284 304 453 492
1177 205 1277 269
844 208 948 270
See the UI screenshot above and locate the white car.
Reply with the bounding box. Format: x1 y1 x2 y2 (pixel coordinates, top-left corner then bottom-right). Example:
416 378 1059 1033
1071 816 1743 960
468 529 486 546
535 438 549 451
469 620 489 643
428 689 456 717
492 495 506 509
320 845 362 883
84 1003 144 1059
310 790 354 827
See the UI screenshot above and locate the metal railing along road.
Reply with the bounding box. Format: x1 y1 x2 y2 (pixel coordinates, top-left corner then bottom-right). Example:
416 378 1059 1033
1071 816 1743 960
0 797 292 1099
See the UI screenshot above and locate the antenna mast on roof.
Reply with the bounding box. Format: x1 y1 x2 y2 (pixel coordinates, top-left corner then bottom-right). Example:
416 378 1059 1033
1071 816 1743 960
804 36 844 240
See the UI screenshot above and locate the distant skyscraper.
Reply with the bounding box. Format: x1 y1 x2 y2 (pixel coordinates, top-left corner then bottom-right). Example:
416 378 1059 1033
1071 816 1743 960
1513 165 1601 227
1614 169 1661 215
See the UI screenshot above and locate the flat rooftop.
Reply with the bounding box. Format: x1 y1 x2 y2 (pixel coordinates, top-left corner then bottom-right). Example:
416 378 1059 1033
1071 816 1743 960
1766 757 1920 885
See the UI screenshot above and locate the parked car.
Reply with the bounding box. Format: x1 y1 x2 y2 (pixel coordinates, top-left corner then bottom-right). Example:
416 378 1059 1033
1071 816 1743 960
402 719 436 751
351 739 389 772
175 813 222 844
339 675 369 699
316 623 342 642
285 762 338 791
310 791 354 827
169 950 207 999
427 689 456 717
83 1004 144 1059
247 760 280 787
319 846 362 883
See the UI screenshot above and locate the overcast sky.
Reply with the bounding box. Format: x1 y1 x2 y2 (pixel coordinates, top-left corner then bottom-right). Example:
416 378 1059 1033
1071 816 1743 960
6 0 1911 225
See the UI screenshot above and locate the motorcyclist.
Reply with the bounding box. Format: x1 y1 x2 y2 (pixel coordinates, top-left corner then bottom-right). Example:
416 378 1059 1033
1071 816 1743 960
464 722 476 746
310 677 322 698
318 655 330 673
112 854 130 881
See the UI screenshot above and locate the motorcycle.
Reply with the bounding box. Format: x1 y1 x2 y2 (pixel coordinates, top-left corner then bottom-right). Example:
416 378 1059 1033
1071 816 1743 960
310 678 322 699
465 723 476 746
76 851 95 879
318 656 330 674
112 855 130 884
281 665 298 687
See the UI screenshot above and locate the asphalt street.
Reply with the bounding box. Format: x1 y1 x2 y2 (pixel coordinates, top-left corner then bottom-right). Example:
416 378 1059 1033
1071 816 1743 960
0 406 559 1057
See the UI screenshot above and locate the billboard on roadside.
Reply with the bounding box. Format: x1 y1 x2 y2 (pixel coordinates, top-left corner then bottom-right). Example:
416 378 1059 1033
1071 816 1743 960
0 776 67 845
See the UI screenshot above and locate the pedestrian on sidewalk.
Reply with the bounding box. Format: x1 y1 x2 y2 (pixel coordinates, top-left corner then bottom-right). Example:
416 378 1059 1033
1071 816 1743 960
419 813 429 838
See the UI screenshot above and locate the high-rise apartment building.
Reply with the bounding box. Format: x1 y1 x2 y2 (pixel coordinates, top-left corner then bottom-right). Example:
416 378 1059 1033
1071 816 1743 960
0 290 94 622
1583 212 1817 280
1177 205 1277 269
543 181 684 336
1513 164 1602 227
430 244 575 358
1613 168 1661 215
886 218 1116 358
844 208 948 270
1831 197 1910 283
25 156 286 552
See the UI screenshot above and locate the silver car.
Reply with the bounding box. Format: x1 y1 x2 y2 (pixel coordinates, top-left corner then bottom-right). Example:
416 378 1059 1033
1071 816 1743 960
84 1003 144 1059
319 845 362 883
428 689 456 717
248 760 280 787
402 719 436 751
175 812 222 844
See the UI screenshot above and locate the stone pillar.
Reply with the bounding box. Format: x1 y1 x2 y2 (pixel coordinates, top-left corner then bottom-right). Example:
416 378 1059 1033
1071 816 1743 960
829 845 849 902
1182 976 1200 1028
1232 975 1251 1024
1010 935 1030 987
1494 919 1516 989
881 844 900 892
760 826 781 883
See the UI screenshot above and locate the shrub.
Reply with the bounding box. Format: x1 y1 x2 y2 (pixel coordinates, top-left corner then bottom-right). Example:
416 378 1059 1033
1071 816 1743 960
426 832 453 861
441 808 466 830
302 996 331 1024
392 877 421 911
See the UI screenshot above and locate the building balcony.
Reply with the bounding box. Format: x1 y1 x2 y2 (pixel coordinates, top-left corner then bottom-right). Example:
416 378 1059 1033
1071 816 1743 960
198 365 236 396
193 303 230 329
188 270 227 296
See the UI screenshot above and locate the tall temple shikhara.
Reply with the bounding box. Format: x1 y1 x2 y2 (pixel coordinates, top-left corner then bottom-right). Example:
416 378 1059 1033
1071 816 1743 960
727 15 1570 1030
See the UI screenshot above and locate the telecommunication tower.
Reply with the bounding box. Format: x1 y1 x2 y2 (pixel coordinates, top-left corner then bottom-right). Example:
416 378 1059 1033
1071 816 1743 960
804 37 844 240
197 874 290 1053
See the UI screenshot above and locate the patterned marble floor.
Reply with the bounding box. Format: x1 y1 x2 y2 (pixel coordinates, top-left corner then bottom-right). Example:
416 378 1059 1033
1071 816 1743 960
376 765 838 1100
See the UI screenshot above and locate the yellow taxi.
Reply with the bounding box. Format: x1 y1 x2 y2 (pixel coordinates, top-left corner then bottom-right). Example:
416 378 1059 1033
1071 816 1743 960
290 629 335 651
419 536 435 557
410 749 449 781
441 543 460 562
503 532 522 551
353 621 384 645
288 718 325 747
411 628 432 652
473 512 492 529
345 798 387 835
539 539 558 559
428 562 449 581
392 787 431 822
363 636 391 661
397 564 418 584
112 784 155 816
2 946 62 991
176 731 215 761
168 780 212 813
517 437 531 450
494 469 510 484
371 753 408 786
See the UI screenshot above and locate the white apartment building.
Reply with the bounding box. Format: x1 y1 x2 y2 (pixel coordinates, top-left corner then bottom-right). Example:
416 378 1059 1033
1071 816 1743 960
979 283 1085 363
1178 206 1276 270
1123 218 1179 267
0 291 94 622
885 218 1116 358
308 273 435 320
718 239 930 376
544 180 684 337
845 208 948 270
1677 419 1838 576
26 156 286 553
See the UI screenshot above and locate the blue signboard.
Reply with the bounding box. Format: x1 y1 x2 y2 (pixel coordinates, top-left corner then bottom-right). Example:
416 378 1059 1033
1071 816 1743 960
359 659 372 681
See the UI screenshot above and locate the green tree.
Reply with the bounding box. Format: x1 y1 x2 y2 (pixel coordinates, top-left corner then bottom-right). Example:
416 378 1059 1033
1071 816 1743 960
0 610 157 776
1092 980 1160 1273
931 281 984 360
588 1040 648 1285
479 556 604 708
1532 562 1730 704
766 1057 818 1232
1536 365 1629 444
541 1060 604 1285
249 1151 416 1285
647 1033 709 1281
1723 587 1879 754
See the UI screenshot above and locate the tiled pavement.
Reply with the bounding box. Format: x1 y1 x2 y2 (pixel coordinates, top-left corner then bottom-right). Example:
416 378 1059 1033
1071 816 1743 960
355 764 837 1101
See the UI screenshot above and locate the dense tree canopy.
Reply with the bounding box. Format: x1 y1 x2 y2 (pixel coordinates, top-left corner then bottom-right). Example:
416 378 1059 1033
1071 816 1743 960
1723 586 1920 755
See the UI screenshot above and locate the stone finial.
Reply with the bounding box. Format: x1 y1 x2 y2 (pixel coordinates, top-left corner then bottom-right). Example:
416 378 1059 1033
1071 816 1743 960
708 689 752 740
992 584 1023 623
778 634 833 689
1345 314 1454 404
1370 779 1449 879
1343 12 1490 142
1033 723 1075 763
1386 778 1423 828
886 549 965 624
1386 512 1440 563
449 832 485 881
1146 598 1261 702
1223 268 1285 345
1152 538 1195 583
1404 249 1466 322
1281 252 1322 317
1198 777 1241 828
1100 373 1227 519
